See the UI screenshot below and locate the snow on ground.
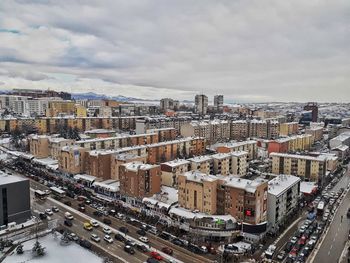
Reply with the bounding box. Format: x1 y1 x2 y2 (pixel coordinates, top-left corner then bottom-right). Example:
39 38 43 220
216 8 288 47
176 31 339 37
4 233 103 263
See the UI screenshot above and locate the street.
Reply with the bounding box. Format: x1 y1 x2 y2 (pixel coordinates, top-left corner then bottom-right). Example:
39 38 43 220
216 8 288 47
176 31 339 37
311 170 350 263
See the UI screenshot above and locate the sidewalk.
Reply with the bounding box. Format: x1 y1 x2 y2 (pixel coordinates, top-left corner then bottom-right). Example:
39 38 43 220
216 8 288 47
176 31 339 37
339 241 349 263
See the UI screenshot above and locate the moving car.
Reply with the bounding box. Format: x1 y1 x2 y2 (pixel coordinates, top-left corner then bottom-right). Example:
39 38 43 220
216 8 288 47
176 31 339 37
119 226 128 233
150 251 163 261
104 235 113 244
90 234 100 242
139 236 149 243
137 229 147 236
90 219 99 227
103 227 112 234
45 209 53 215
64 212 74 220
52 206 59 212
161 247 173 255
68 233 79 241
136 244 149 252
103 218 112 225
64 220 73 227
115 233 125 242
84 222 93 231
124 245 135 254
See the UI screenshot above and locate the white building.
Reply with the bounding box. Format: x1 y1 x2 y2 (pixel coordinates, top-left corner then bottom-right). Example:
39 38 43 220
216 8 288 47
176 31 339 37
329 132 350 149
267 175 301 232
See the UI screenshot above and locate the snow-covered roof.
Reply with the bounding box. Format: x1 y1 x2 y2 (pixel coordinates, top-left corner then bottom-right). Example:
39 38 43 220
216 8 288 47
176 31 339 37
92 180 119 192
122 161 158 171
32 157 58 166
169 207 236 222
74 174 97 182
211 153 231 160
182 171 218 183
188 155 213 163
268 175 301 197
161 159 190 167
0 171 28 185
85 129 116 134
270 152 327 161
221 176 267 193
300 181 318 194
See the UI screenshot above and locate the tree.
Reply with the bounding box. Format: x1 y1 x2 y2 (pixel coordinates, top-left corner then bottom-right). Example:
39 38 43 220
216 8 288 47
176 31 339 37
32 240 45 257
16 244 24 254
10 127 25 149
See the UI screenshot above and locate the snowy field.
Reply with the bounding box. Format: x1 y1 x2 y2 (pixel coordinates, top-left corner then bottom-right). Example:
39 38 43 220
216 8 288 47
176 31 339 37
4 233 103 263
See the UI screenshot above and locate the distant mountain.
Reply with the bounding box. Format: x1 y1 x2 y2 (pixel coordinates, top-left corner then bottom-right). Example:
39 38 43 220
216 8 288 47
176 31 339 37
71 92 146 102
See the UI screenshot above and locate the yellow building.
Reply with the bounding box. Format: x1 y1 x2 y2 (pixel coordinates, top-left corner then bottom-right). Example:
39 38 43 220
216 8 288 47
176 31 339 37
46 101 75 117
178 171 218 214
58 146 87 174
75 104 87 117
271 153 327 182
279 122 299 136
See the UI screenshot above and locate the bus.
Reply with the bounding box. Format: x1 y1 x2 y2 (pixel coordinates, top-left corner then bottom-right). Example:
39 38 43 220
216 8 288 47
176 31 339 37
34 190 47 200
50 186 66 199
317 201 325 216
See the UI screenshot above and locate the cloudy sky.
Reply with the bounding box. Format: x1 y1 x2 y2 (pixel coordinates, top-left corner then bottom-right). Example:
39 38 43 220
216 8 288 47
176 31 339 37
0 0 349 102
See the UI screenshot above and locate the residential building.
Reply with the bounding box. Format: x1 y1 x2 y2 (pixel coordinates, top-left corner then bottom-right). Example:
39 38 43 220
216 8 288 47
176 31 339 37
58 146 87 174
85 151 113 180
279 122 299 136
271 153 327 182
160 98 179 112
178 171 219 214
75 104 87 117
267 175 301 232
188 155 214 174
29 135 50 158
230 120 249 140
160 159 190 187
195 94 208 115
214 95 224 113
329 132 350 149
119 162 162 199
111 153 147 180
11 88 71 100
212 153 231 175
46 101 76 117
49 137 74 160
146 127 177 142
267 134 313 154
230 151 248 177
0 172 31 225
216 140 258 160
305 126 323 141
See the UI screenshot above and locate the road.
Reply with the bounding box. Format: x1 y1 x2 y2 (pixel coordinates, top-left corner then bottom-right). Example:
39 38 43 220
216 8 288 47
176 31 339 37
312 167 350 263
24 171 212 263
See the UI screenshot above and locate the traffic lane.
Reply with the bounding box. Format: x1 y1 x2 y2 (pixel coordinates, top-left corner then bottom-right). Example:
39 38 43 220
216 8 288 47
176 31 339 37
33 198 148 263
28 175 211 263
60 195 211 263
313 187 350 263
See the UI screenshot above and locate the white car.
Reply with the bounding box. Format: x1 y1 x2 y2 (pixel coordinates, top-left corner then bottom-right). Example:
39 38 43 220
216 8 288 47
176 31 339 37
104 235 113 244
103 227 112 234
52 206 59 212
139 236 149 243
90 234 100 242
45 209 53 215
90 219 99 227
64 212 74 220
68 233 79 241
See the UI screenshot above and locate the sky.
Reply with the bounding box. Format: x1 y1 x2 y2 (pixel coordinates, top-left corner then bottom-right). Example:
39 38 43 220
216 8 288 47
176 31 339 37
0 0 349 102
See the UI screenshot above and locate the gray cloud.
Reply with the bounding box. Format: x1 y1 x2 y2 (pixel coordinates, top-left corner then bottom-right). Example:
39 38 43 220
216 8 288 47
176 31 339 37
0 0 349 102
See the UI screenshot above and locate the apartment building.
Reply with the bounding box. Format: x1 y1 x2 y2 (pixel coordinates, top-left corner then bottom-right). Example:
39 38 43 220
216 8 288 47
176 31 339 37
230 151 248 177
75 104 87 117
212 153 231 175
214 95 224 113
218 176 268 225
178 171 219 214
178 172 268 225
160 98 179 112
49 137 74 160
305 126 323 141
29 135 50 158
146 127 177 142
160 159 190 187
271 153 327 182
195 94 208 115
267 134 313 154
135 116 192 134
46 101 76 117
188 155 214 174
267 175 301 232
279 122 299 136
119 162 162 199
180 120 230 144
216 140 258 160
111 153 147 180
58 146 87 174
85 151 113 180
230 120 249 140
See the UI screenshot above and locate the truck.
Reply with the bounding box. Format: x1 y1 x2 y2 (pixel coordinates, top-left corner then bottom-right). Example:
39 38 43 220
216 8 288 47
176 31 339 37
317 201 325 216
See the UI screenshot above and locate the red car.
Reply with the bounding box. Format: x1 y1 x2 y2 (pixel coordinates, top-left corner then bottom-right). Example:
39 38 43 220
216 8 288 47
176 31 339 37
298 236 307 245
150 251 163 261
161 247 173 255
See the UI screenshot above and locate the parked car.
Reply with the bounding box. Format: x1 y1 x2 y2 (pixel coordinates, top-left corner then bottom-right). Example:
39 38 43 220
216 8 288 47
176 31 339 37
39 213 47 220
103 218 112 225
52 206 59 212
137 229 147 236
276 250 286 261
136 243 149 252
64 220 73 227
68 233 79 241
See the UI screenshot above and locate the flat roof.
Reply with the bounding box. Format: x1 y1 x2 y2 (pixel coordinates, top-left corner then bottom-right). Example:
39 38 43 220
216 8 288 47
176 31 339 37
182 171 218 183
270 152 327 161
0 171 28 185
161 159 190 167
268 175 301 197
122 161 158 171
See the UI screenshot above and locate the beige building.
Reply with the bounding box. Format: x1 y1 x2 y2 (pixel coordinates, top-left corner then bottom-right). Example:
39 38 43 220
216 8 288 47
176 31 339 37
230 120 249 140
279 122 299 136
160 159 190 187
49 137 74 160
230 151 248 177
188 155 214 174
178 171 219 214
29 135 50 158
212 153 231 175
305 127 323 141
216 140 257 160
271 153 327 182
58 146 87 174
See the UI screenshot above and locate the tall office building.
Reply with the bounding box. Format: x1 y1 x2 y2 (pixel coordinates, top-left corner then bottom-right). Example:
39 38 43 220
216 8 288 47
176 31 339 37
303 102 318 122
214 95 224 113
195 94 208 115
